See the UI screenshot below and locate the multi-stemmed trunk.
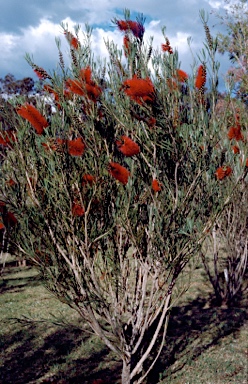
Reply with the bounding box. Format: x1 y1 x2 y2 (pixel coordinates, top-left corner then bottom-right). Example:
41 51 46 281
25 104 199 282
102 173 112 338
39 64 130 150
119 292 172 384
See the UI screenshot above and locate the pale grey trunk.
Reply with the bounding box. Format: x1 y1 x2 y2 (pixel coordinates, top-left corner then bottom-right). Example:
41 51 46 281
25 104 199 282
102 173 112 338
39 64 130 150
121 358 131 384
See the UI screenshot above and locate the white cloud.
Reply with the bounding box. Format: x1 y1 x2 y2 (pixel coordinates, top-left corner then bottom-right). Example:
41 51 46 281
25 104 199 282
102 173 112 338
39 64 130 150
208 0 224 9
0 0 235 87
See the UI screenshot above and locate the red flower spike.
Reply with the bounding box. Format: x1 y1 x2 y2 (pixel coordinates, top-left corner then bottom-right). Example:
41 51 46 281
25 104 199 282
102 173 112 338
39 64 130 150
34 69 44 80
6 211 18 226
17 104 49 135
152 179 162 192
232 145 240 154
161 45 173 54
108 162 130 185
66 79 84 96
225 166 232 177
123 35 131 56
72 202 85 217
215 166 232 180
85 83 102 102
79 66 92 83
215 167 226 180
82 174 96 186
116 136 140 157
66 67 101 102
116 20 144 39
162 38 173 54
122 75 155 104
174 69 188 82
195 65 206 90
56 138 66 146
0 130 17 146
147 117 156 128
6 179 16 187
64 30 80 49
33 68 45 80
43 84 60 106
0 201 6 214
227 125 244 141
0 222 5 230
67 137 85 157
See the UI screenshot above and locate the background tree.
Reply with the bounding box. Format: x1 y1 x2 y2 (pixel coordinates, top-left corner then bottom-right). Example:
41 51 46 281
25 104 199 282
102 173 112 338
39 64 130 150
200 0 248 307
201 178 247 307
0 74 35 96
216 0 248 105
0 11 247 384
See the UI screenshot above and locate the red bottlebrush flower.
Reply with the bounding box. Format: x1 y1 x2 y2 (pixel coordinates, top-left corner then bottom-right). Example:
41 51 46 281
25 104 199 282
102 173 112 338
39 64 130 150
0 130 17 146
227 125 243 141
161 44 173 53
17 104 49 135
225 166 232 177
64 30 80 49
5 211 18 226
56 138 66 146
146 117 156 128
80 67 102 102
152 179 162 192
85 83 102 102
66 69 101 102
72 202 85 217
34 68 44 80
195 64 207 90
79 66 92 83
215 166 232 180
108 162 130 185
66 79 84 96
67 137 85 156
174 69 188 82
43 84 60 104
0 201 6 213
122 75 155 104
123 35 131 56
116 20 145 39
71 36 80 50
116 135 140 157
162 38 173 54
215 167 226 180
82 174 96 186
63 89 72 99
33 66 51 80
232 145 240 154
6 179 16 187
0 222 5 230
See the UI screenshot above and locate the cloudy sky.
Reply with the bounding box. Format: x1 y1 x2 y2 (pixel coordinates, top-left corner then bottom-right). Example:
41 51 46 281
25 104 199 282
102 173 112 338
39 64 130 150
0 0 239 86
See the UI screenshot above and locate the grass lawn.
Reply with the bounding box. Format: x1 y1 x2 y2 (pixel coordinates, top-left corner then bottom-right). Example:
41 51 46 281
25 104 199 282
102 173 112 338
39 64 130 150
0 262 247 384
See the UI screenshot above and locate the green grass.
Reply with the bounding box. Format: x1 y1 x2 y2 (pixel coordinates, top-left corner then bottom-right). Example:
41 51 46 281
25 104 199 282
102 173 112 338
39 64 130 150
0 263 247 384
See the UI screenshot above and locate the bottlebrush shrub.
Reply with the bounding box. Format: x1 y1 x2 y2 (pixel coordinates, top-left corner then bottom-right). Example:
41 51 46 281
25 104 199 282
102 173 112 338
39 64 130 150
0 12 247 384
201 180 248 308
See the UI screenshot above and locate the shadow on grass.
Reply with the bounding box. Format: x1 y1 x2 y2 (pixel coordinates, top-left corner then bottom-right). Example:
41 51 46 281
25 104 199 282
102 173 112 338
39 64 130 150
0 321 121 384
147 297 248 383
1 271 247 384
0 266 41 294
